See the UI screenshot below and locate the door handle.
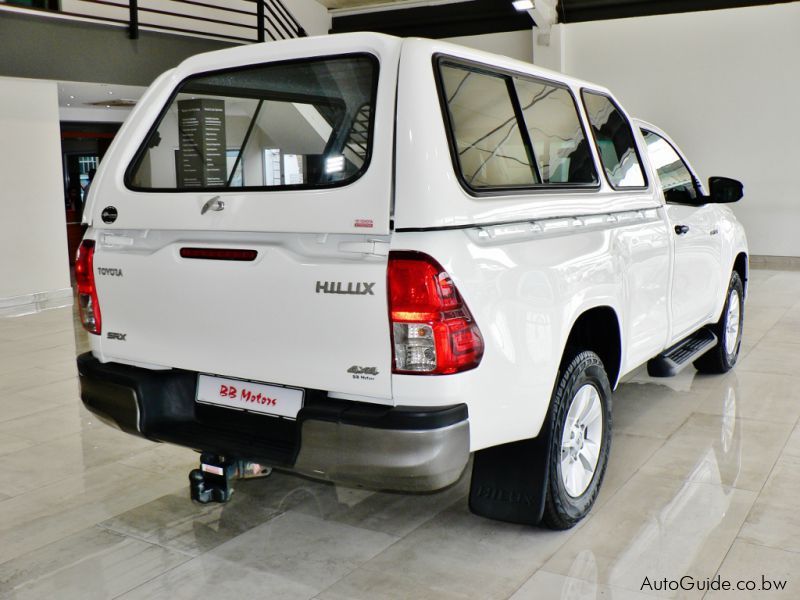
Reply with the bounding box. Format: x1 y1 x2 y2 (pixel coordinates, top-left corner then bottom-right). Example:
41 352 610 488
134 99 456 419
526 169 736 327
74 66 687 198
674 224 690 235
201 196 225 215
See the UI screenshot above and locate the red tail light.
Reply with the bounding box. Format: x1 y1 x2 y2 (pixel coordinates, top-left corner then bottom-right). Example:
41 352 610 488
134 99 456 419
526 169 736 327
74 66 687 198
388 251 483 374
75 239 101 335
180 248 258 261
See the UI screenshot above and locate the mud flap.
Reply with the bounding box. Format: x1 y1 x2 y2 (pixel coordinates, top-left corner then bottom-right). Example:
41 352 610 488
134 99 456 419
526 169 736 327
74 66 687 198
468 430 552 526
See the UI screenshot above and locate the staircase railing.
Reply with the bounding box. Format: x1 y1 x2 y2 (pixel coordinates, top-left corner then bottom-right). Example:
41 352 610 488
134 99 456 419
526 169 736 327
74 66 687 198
2 0 306 43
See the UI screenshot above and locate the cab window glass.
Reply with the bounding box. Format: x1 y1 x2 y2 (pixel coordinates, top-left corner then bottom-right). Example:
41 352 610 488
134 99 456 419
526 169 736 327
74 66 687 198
439 63 538 188
128 55 377 191
582 91 646 188
642 129 698 203
513 78 597 184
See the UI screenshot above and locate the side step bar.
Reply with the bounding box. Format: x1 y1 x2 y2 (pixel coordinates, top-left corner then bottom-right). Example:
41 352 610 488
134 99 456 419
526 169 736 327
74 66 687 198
647 328 718 377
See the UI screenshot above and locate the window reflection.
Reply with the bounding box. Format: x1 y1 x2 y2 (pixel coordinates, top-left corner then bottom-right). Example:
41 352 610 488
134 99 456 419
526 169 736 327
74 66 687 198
440 65 537 188
642 130 698 202
129 55 377 191
582 92 646 188
514 78 597 184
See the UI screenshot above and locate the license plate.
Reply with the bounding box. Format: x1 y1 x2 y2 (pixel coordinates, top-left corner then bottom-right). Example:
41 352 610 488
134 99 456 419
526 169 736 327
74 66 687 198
196 374 304 419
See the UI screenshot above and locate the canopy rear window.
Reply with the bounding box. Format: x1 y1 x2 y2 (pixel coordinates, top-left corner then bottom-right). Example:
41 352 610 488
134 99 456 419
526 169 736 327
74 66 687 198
127 54 378 192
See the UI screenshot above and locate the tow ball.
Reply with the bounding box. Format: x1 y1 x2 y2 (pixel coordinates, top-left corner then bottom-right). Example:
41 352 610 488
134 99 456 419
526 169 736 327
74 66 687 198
189 452 272 504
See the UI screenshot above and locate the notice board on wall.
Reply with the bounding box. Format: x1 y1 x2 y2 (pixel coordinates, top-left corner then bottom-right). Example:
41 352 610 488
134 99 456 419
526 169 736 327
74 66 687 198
177 99 227 187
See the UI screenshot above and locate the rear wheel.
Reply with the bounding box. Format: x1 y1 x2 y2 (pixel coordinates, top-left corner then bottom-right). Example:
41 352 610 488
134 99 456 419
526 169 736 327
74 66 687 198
541 351 612 530
694 271 744 374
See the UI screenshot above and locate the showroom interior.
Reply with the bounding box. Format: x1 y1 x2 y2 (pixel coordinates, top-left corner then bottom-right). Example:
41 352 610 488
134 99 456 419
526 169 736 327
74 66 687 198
1 0 800 597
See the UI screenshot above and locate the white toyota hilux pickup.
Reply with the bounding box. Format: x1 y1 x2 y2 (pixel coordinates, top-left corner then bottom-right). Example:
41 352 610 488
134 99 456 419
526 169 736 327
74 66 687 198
76 33 747 529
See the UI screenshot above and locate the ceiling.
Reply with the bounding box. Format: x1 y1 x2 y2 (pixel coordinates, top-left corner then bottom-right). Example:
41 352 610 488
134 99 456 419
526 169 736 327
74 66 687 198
319 0 444 10
331 0 532 38
330 0 798 37
58 81 146 123
318 0 403 8
556 0 797 22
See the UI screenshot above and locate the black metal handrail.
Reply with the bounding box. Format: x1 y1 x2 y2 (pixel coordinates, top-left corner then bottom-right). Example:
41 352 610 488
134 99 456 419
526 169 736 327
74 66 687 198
2 0 306 43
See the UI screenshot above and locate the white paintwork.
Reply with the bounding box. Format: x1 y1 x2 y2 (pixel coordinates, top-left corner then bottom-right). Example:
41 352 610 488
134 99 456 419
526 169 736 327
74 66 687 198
634 120 747 347
86 33 748 455
91 230 394 400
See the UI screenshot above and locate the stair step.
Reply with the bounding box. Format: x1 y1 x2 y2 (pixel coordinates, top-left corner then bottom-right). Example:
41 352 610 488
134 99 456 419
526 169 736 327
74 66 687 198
647 328 718 377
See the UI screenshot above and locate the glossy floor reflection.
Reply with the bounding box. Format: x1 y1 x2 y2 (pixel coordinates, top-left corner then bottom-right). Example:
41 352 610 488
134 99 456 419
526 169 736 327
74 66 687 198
1 268 800 599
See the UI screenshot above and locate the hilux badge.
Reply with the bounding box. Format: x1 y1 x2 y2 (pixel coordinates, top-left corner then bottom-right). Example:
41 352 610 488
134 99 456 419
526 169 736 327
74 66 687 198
316 281 375 295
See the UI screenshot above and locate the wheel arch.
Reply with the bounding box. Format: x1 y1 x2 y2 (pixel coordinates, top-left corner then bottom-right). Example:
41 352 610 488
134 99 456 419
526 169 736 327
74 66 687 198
563 306 622 389
733 252 748 299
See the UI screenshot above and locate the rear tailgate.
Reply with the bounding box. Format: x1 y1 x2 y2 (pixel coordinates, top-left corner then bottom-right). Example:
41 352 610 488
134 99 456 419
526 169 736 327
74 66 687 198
85 34 400 401
93 230 392 398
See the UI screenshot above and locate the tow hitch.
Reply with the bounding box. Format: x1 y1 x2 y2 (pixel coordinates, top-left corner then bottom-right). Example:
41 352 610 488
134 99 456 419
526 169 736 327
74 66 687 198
189 452 272 503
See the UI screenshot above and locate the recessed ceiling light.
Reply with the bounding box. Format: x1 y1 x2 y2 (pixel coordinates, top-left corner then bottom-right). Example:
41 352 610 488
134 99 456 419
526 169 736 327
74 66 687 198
106 105 111 108
512 0 533 10
69 95 75 99
325 155 345 174
108 91 113 95
66 103 71 107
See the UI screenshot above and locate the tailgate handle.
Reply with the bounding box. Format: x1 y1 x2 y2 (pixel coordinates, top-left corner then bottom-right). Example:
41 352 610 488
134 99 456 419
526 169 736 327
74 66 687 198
338 241 390 256
201 196 225 215
101 234 134 247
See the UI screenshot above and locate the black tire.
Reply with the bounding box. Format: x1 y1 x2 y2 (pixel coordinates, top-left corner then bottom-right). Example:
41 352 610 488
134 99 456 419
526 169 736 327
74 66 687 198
541 351 612 530
693 271 744 374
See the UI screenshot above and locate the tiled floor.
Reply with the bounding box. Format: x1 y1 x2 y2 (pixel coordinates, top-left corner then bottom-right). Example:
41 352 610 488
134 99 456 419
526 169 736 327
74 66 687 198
1 268 800 599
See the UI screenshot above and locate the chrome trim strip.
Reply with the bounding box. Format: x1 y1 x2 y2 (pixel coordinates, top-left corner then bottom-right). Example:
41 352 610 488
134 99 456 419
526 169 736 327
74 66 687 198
470 208 662 244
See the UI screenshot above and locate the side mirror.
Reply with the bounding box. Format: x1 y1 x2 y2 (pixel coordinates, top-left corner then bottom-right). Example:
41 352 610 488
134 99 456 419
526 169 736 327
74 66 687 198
708 177 743 203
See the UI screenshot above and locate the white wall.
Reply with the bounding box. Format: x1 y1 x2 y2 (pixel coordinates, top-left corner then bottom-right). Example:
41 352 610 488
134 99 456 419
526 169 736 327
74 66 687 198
559 3 800 257
445 30 533 63
0 77 71 314
290 0 331 36
59 106 131 123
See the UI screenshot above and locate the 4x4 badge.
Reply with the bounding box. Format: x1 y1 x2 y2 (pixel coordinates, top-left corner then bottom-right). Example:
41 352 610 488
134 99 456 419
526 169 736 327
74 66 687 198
347 365 379 376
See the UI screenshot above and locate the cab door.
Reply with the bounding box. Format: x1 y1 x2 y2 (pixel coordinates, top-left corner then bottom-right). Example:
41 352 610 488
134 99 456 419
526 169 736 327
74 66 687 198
641 128 722 342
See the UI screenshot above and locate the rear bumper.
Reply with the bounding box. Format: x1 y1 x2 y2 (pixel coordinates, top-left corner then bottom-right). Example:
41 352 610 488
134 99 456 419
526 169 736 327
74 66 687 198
77 352 469 492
